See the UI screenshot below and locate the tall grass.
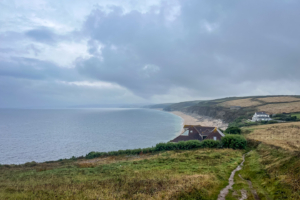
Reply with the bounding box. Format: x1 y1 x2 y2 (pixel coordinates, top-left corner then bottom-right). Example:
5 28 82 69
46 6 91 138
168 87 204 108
0 148 243 200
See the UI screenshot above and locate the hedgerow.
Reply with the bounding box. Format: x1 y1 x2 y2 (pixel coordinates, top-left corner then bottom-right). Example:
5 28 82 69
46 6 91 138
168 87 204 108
85 135 246 159
85 139 223 159
221 135 247 149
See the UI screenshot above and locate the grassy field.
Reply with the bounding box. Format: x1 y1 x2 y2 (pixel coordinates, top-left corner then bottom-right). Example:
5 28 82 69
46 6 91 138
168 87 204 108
243 121 300 151
218 98 262 108
257 96 300 103
291 112 300 118
257 101 300 114
0 148 243 200
224 123 300 199
227 143 300 200
218 96 300 114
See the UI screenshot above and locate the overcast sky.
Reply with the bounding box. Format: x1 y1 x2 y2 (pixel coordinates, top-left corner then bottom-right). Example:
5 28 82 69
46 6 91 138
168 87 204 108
1 0 300 108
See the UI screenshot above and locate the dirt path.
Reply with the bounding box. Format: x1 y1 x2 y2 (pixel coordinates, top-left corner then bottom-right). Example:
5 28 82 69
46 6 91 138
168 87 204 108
239 174 260 200
217 152 249 200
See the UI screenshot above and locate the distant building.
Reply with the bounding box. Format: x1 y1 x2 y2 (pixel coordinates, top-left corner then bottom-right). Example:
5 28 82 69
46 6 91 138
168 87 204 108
252 112 272 122
170 125 225 142
230 106 241 110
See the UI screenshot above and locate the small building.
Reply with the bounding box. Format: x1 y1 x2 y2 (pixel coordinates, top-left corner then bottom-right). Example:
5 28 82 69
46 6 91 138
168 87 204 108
170 125 225 142
252 112 272 122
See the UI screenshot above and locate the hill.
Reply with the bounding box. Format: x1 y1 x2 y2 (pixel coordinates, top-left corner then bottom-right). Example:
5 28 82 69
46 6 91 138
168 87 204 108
161 95 300 124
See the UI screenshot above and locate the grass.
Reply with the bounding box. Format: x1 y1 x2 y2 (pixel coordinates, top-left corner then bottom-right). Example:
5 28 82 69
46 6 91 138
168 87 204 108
243 121 300 151
0 148 243 200
291 112 300 118
229 143 300 200
257 96 300 103
257 101 300 114
218 98 262 108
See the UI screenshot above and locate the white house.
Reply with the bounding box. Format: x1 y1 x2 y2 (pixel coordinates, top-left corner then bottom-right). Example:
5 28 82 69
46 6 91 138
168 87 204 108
252 112 272 122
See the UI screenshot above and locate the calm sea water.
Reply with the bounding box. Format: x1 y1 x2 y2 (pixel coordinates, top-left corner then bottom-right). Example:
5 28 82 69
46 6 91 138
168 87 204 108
0 108 182 164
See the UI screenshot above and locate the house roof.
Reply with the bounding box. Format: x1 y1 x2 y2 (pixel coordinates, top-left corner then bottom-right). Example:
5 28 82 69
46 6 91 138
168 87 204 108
170 125 225 142
256 112 267 115
170 135 199 142
194 126 216 136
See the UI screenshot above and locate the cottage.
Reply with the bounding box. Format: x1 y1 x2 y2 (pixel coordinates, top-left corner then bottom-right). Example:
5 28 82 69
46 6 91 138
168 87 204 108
170 125 225 142
251 112 272 122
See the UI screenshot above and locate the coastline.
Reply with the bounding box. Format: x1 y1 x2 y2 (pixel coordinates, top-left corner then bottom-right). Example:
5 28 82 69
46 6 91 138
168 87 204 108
169 111 228 131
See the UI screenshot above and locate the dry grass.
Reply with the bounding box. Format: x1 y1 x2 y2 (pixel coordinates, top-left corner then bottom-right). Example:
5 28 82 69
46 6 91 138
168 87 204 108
257 101 300 114
245 122 300 151
0 149 243 200
219 98 262 108
257 96 300 103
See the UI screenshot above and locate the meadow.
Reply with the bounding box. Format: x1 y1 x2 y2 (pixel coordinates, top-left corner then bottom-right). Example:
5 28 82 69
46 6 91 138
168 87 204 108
225 123 300 200
243 121 300 151
0 148 243 200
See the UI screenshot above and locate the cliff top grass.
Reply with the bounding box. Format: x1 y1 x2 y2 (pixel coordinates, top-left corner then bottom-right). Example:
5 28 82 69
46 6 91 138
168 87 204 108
0 148 243 200
243 121 300 151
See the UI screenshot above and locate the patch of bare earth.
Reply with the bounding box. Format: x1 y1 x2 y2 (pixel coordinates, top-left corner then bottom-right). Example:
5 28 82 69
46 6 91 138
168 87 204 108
257 101 300 114
246 122 300 151
257 96 300 103
219 98 262 108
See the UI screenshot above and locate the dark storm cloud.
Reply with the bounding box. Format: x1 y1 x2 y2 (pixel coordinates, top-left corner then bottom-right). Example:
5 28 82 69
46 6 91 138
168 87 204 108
76 0 300 98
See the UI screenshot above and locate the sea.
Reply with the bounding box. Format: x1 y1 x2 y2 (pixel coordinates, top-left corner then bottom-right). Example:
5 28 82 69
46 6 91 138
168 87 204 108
0 108 183 164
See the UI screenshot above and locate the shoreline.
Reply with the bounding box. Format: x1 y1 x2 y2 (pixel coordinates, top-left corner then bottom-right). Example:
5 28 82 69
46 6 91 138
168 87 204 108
169 111 228 134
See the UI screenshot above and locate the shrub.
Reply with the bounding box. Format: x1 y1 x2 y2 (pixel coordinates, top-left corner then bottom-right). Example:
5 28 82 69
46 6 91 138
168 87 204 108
24 161 37 167
201 140 221 148
225 126 242 134
221 135 247 149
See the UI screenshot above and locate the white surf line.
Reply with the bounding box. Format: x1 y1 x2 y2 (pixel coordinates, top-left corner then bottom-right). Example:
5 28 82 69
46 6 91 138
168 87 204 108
217 151 251 200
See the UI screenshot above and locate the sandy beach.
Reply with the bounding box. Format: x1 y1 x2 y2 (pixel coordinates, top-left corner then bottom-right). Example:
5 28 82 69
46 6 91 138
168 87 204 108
170 111 228 130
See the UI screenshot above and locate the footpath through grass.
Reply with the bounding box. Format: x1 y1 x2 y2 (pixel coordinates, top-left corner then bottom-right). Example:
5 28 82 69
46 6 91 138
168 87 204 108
0 148 243 200
226 141 300 200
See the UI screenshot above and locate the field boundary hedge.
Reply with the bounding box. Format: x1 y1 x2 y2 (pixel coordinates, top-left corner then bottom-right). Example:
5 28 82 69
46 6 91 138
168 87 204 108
85 135 247 159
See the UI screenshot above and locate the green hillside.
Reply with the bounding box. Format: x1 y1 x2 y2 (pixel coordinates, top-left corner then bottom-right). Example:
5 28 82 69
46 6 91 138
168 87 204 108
160 95 300 125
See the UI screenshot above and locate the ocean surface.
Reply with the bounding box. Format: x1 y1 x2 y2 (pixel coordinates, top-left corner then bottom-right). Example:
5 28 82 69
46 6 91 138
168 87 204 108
0 108 182 164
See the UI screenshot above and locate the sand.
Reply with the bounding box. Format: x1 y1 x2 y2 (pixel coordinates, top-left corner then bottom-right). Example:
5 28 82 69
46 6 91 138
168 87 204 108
170 111 228 130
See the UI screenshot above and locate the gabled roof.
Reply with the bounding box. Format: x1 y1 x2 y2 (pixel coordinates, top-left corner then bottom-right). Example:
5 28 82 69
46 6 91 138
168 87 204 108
183 125 220 136
194 126 216 136
170 125 225 142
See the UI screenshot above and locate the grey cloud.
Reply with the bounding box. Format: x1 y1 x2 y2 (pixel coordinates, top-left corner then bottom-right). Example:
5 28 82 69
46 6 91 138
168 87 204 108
76 0 300 98
0 57 77 81
25 27 58 44
2 0 300 108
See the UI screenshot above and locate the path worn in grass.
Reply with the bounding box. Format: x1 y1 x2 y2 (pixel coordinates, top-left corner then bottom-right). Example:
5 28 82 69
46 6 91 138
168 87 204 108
217 152 247 200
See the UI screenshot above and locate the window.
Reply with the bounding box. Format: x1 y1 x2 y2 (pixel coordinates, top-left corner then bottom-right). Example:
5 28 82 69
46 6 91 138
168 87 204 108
213 137 217 141
203 136 207 139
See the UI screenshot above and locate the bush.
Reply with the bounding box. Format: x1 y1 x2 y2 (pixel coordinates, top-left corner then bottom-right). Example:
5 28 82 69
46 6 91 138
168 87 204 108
221 135 247 149
85 137 244 160
225 127 242 134
201 140 221 148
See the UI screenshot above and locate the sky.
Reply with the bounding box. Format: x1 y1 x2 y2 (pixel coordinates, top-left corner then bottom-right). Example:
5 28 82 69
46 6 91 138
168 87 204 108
1 0 300 108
